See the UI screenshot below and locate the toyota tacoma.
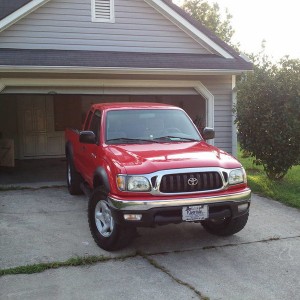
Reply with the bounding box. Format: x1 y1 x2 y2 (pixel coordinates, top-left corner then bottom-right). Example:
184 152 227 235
65 103 251 250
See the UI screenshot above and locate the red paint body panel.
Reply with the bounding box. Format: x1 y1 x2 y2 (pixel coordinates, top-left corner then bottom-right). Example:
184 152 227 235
105 142 241 174
65 103 247 199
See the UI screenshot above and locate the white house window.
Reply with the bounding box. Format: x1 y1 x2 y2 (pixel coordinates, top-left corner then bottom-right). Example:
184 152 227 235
92 0 115 23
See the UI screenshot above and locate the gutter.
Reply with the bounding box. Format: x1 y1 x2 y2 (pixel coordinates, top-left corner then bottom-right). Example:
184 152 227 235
0 66 252 76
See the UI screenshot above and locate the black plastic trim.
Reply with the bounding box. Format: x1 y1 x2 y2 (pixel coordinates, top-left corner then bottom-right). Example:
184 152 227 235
110 200 250 227
94 167 111 193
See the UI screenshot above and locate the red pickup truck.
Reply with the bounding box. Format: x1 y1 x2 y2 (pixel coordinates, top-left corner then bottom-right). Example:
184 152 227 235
65 102 251 251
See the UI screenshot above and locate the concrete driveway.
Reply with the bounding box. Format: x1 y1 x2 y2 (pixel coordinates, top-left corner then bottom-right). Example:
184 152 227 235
0 187 299 300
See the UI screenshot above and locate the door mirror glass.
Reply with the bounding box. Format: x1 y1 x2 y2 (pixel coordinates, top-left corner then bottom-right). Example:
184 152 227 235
202 127 215 140
79 131 96 144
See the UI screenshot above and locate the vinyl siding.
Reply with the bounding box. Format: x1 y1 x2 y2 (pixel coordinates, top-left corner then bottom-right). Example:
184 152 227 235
0 0 211 54
200 75 233 153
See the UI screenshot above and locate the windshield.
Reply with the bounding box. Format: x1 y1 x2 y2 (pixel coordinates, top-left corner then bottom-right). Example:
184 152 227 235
106 109 201 144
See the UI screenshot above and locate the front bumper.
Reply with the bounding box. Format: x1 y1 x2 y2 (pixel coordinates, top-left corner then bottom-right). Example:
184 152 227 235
108 188 251 227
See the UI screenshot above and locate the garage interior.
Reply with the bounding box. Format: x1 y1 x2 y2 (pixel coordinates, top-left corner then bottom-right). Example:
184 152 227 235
0 92 206 186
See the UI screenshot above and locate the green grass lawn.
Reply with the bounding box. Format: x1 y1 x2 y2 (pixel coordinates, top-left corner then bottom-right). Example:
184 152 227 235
237 147 300 209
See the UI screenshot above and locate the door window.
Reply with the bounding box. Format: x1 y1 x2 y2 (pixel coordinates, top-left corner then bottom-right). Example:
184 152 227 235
89 110 101 143
84 111 93 130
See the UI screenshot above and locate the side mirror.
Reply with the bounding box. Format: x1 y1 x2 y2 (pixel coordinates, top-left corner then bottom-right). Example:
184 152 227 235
202 127 215 140
79 131 96 144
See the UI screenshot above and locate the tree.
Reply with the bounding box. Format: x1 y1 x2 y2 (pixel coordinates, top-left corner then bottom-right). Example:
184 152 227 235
182 0 235 45
235 53 300 180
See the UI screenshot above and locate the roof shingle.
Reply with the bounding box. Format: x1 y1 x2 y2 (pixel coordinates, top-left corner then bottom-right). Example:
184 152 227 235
0 48 252 70
0 0 32 20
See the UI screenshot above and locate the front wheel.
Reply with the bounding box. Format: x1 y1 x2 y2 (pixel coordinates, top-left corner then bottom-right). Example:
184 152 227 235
88 187 135 251
201 213 249 236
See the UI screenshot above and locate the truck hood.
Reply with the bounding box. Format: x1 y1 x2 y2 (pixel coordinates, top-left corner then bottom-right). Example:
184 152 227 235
106 142 241 174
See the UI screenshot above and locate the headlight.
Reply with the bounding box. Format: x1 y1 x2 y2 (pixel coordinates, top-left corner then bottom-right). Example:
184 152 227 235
117 175 151 192
229 168 246 185
128 176 151 191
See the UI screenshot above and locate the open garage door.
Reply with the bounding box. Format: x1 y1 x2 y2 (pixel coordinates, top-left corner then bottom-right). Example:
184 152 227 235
0 92 206 160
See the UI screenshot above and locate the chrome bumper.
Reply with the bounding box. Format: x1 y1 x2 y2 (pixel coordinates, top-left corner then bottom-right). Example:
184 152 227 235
108 189 251 211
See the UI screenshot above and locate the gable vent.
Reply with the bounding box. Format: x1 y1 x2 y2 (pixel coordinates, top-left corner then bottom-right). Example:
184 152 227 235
92 0 115 23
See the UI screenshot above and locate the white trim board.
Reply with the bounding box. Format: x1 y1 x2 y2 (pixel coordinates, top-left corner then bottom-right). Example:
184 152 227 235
231 75 237 156
0 0 51 33
2 87 198 95
1 78 210 88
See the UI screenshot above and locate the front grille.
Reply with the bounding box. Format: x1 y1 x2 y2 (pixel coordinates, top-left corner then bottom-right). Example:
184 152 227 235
159 172 223 193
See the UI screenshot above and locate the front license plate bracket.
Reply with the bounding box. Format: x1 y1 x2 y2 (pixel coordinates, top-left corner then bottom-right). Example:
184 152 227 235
182 205 209 222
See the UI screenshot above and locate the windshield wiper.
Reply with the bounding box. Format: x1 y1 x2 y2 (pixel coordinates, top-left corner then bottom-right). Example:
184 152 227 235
154 136 200 142
106 137 160 144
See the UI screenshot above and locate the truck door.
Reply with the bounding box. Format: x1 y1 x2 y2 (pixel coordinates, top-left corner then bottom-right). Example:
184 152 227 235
84 110 102 185
75 110 93 174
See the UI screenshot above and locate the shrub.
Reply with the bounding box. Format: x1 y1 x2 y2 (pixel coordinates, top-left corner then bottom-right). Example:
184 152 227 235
236 56 300 180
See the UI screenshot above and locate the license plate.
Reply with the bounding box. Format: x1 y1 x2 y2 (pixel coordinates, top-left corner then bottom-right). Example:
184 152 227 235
182 205 209 222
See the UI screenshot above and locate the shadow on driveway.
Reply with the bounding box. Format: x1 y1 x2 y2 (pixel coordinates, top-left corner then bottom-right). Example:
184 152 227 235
0 158 66 186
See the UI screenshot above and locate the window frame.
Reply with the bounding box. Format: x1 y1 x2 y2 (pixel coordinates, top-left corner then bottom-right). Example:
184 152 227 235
84 110 93 131
88 110 102 144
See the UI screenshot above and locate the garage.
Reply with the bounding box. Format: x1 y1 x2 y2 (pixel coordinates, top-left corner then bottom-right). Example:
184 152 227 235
0 0 252 184
0 91 206 160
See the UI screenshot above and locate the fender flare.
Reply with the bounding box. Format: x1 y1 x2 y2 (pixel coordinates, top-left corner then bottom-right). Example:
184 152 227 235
65 141 74 159
94 167 111 193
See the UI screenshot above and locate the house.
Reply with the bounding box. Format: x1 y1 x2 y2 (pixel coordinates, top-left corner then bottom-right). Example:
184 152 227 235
0 0 252 162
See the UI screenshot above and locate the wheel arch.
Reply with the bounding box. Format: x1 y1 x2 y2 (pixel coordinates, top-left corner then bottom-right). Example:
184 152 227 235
93 167 111 193
65 141 74 158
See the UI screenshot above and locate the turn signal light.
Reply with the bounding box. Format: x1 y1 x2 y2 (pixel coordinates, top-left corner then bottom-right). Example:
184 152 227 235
124 214 142 221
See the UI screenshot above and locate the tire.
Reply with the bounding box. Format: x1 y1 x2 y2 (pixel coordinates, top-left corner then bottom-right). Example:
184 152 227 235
66 156 83 195
88 187 136 251
201 213 249 236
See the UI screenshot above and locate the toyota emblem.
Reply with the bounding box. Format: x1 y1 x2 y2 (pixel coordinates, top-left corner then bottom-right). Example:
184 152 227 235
188 177 198 186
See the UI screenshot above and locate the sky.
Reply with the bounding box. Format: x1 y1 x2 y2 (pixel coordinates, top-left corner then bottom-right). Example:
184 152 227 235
173 0 300 61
